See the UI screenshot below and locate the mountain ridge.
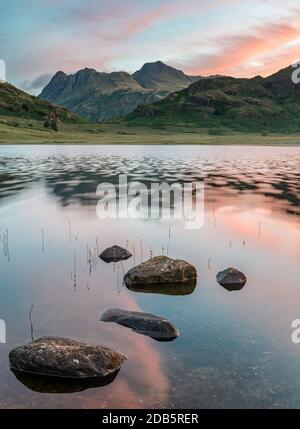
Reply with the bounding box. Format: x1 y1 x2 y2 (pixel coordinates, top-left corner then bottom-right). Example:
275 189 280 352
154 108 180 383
39 61 201 121
133 60 199 92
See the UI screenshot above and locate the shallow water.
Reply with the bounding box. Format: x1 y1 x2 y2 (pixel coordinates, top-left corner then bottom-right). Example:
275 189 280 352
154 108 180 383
0 144 300 409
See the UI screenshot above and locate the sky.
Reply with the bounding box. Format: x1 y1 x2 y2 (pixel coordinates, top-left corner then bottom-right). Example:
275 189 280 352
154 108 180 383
1 0 300 94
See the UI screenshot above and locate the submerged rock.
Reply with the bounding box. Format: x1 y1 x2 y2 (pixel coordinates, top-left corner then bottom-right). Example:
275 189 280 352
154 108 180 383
101 308 179 342
9 337 126 381
124 256 197 292
216 267 247 291
99 245 132 263
126 282 197 296
11 368 118 394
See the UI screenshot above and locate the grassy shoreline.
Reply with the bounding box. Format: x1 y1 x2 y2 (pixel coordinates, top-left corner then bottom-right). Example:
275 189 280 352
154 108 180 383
1 117 300 145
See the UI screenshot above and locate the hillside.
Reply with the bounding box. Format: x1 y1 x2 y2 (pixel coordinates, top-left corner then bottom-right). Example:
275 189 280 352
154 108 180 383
0 80 83 124
126 65 300 133
39 62 200 121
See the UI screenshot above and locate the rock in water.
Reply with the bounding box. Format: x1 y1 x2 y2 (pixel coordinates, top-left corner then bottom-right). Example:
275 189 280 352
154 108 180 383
9 337 126 380
124 256 197 291
216 267 247 291
99 245 132 263
101 308 179 342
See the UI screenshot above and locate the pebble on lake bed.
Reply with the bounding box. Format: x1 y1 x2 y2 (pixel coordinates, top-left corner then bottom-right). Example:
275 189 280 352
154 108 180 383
99 245 132 263
216 267 247 291
101 308 180 341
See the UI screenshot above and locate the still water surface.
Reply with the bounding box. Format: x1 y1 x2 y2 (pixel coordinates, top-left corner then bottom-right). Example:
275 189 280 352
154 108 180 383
0 144 300 408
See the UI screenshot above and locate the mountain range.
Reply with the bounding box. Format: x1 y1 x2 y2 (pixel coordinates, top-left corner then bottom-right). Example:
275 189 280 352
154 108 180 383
126 65 300 133
1 61 300 135
39 61 200 121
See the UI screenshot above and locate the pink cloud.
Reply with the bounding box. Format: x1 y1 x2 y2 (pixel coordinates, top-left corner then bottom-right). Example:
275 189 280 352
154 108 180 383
181 20 300 77
68 1 176 40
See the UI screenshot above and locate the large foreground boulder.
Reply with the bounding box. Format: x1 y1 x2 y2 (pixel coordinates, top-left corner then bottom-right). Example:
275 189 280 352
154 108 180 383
216 267 247 291
124 256 197 293
9 337 126 381
101 308 179 342
99 245 132 263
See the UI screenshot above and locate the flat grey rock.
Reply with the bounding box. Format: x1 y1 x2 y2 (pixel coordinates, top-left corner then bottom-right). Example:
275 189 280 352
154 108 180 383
9 337 126 380
124 256 197 292
217 267 247 291
99 245 132 263
101 308 180 341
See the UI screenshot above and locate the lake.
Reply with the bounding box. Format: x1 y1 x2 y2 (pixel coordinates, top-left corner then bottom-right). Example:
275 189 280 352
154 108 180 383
0 144 300 409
